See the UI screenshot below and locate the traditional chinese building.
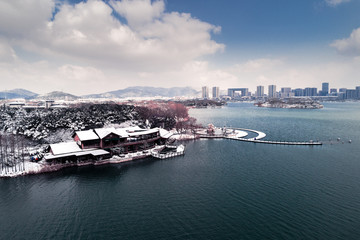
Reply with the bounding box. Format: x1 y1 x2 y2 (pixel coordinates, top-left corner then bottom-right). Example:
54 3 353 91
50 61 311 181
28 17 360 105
45 126 173 164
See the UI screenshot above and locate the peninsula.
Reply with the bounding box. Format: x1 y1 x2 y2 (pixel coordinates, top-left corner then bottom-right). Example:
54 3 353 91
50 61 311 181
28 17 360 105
255 98 323 109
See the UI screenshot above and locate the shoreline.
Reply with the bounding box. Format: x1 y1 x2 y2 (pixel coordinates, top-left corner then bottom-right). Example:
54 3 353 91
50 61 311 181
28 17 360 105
0 127 324 178
0 147 162 178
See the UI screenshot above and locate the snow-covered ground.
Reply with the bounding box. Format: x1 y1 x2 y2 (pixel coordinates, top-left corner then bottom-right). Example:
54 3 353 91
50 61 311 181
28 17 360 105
0 146 165 178
0 161 43 178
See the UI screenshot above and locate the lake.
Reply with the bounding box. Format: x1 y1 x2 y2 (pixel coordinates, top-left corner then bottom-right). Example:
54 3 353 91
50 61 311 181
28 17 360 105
1 102 360 239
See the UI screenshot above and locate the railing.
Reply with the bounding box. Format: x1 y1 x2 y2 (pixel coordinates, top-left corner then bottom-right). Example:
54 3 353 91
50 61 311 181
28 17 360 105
151 150 185 159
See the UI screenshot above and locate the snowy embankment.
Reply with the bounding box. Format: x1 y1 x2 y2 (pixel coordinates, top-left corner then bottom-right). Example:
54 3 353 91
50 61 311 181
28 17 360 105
1 161 44 178
0 146 165 178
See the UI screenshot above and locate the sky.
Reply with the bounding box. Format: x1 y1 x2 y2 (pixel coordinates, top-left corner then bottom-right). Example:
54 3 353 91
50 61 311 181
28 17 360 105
0 0 360 95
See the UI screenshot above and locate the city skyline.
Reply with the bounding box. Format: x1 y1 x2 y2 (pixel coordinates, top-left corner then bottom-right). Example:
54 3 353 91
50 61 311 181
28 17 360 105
0 0 360 95
201 81 360 99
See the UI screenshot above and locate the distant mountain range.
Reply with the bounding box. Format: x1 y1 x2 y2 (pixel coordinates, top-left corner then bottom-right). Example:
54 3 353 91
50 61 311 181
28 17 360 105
0 87 199 100
0 89 38 99
83 86 198 98
37 91 79 101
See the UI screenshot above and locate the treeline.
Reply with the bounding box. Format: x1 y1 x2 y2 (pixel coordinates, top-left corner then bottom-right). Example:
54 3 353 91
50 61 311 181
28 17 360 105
0 104 140 142
177 99 226 107
0 102 202 145
136 102 202 133
0 133 27 174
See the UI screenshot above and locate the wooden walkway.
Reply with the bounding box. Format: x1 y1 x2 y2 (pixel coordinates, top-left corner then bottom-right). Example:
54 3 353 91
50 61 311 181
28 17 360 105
226 136 322 145
199 127 322 146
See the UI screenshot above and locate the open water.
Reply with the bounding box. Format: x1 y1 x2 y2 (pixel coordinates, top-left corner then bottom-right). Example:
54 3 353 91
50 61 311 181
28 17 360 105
1 102 360 239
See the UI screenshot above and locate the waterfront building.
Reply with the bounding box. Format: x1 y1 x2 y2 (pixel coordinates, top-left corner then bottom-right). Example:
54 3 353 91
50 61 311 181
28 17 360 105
74 129 100 149
294 88 304 97
304 87 317 96
45 142 111 163
45 127 172 164
227 88 248 98
345 89 357 100
256 86 264 97
339 88 347 93
330 88 337 94
280 87 292 98
268 85 276 98
321 82 329 96
212 87 220 99
356 86 360 99
202 86 209 99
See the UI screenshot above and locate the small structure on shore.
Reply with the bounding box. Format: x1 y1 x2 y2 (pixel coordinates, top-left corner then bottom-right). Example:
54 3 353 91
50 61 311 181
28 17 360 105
45 126 173 165
151 144 185 159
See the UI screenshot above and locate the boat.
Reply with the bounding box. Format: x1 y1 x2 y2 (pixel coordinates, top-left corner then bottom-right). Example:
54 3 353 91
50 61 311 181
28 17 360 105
151 144 185 159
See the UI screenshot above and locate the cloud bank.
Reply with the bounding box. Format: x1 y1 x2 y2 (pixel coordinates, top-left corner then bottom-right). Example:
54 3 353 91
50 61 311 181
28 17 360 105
0 0 223 70
0 0 359 95
325 0 351 7
331 27 360 56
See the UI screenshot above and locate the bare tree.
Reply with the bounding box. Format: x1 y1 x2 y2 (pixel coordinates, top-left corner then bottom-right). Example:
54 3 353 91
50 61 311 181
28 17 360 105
9 134 16 172
0 133 3 172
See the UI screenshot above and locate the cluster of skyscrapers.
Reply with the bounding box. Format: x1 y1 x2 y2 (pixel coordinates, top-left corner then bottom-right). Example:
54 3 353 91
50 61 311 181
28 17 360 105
202 83 360 100
259 83 360 100
202 86 220 99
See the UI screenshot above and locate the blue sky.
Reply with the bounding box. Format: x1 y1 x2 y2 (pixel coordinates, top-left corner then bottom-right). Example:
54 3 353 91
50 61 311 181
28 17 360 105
166 0 360 59
0 0 359 95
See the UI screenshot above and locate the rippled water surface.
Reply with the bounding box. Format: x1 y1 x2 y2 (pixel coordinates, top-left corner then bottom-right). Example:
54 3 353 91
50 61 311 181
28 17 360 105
1 102 360 239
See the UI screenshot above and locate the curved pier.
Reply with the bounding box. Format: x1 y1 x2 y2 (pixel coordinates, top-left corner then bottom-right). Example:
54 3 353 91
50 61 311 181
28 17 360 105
225 127 321 145
230 127 266 140
197 127 322 146
226 137 322 145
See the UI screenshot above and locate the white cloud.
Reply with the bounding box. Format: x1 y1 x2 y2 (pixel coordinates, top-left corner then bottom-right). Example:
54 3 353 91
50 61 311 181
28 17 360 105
110 0 164 28
331 27 360 56
0 0 358 96
0 40 17 62
0 0 54 37
0 0 226 94
0 0 223 71
325 0 351 7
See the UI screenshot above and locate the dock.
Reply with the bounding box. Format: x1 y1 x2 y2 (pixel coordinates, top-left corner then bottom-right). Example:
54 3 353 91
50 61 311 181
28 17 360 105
226 136 322 145
197 127 322 146
151 145 185 159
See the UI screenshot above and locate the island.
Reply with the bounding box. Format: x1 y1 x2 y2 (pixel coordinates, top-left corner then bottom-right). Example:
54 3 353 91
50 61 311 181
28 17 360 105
255 98 323 109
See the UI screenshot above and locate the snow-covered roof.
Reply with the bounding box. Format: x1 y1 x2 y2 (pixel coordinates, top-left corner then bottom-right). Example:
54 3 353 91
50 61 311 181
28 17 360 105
76 130 99 141
122 126 143 132
50 142 81 155
159 128 173 139
45 148 109 160
127 128 159 137
90 149 110 156
94 127 118 139
114 128 129 138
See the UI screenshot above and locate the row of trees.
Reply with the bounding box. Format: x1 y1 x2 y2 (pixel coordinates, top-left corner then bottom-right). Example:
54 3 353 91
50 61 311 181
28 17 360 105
136 102 202 134
0 133 27 174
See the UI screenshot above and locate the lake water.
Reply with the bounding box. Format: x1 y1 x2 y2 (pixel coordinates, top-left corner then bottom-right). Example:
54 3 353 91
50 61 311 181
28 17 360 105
1 102 360 239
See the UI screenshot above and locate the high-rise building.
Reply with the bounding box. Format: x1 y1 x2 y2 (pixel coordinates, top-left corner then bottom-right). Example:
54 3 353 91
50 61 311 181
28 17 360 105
268 85 276 98
330 88 337 93
339 88 347 93
202 86 209 99
280 87 292 98
227 88 248 98
356 86 360 99
304 87 317 96
212 87 220 99
294 88 304 96
345 89 357 99
256 86 264 97
321 82 329 96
